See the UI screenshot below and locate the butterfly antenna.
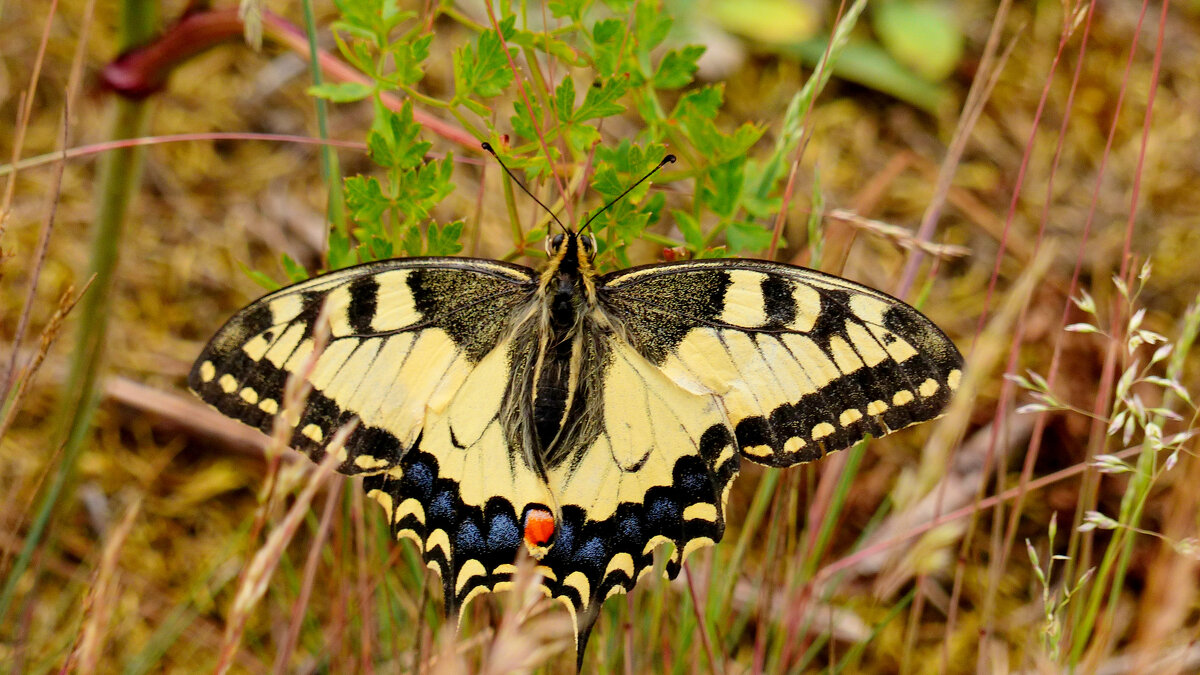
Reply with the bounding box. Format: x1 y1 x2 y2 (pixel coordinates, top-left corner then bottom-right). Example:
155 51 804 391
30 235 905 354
481 142 568 233
579 154 676 234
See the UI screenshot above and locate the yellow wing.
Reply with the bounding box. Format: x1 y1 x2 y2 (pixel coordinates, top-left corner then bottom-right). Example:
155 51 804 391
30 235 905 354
189 257 537 474
192 254 962 667
598 259 964 466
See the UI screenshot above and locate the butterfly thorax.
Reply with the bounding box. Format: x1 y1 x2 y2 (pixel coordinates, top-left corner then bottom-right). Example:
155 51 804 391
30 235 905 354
528 232 602 465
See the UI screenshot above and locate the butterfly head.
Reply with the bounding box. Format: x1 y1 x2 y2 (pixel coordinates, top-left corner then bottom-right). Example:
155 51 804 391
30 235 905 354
543 228 599 289
545 230 597 262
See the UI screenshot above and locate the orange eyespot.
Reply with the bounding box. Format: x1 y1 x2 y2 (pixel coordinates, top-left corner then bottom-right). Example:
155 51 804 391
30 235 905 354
523 508 556 548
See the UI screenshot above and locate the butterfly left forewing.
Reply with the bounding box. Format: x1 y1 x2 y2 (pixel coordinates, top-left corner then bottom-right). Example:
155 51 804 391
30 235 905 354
189 258 536 474
598 259 964 467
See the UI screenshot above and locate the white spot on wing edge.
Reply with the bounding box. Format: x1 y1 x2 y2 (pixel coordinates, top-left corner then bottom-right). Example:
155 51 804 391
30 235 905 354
642 534 674 557
683 503 718 522
396 498 426 525
367 489 394 521
354 454 389 470
743 444 773 458
605 552 635 578
455 558 487 594
218 374 238 394
426 528 450 557
948 369 963 390
839 408 863 427
301 423 324 442
681 537 715 561
919 378 940 397
783 436 806 453
893 390 914 406
536 565 558 582
563 570 591 605
459 585 489 613
812 422 835 440
199 361 216 383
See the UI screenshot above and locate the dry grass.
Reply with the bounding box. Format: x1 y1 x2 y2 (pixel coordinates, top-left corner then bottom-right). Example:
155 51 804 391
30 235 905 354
3 0 1200 673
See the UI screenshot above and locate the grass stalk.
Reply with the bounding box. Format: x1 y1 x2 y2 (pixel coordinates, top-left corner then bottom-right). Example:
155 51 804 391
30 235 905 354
0 0 157 628
300 0 346 244
272 480 343 674
1070 297 1200 664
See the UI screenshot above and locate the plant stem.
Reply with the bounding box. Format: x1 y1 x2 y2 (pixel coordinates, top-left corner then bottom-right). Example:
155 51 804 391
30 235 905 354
0 0 156 628
300 0 345 244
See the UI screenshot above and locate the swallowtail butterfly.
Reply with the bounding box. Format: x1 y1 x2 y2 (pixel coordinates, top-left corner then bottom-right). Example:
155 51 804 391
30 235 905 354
190 147 963 664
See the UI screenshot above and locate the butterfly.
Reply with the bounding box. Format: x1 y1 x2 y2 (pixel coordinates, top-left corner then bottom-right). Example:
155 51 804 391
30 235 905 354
189 146 963 666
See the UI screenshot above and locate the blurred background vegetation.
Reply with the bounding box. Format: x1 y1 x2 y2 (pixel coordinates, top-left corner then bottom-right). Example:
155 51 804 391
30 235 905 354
3 0 1200 672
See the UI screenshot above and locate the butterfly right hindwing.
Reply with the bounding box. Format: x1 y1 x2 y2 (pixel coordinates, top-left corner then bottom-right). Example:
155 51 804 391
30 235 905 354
541 333 740 646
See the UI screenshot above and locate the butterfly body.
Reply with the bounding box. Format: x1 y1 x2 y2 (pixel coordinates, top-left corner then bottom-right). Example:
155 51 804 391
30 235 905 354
190 229 963 661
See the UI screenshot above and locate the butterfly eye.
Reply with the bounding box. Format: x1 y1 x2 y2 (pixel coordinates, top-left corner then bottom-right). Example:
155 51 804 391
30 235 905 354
579 235 595 256
546 233 565 255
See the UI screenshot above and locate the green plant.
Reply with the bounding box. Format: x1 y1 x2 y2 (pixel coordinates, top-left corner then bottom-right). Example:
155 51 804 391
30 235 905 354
295 0 841 281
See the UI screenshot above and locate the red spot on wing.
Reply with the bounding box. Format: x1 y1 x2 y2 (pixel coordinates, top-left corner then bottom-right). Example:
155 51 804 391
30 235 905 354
523 508 556 547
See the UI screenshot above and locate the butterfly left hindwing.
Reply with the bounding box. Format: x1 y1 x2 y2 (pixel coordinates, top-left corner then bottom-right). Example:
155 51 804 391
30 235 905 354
540 336 740 641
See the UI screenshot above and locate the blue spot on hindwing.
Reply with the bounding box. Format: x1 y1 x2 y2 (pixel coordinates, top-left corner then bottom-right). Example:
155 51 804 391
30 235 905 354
429 490 455 524
456 519 484 557
487 512 520 553
647 494 680 530
574 537 606 575
617 512 643 545
402 459 434 499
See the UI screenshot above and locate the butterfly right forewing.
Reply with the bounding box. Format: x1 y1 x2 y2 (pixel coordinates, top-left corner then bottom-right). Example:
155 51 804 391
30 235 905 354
598 258 964 467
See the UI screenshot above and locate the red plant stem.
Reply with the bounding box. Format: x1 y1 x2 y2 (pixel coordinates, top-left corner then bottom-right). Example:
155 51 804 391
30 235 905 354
947 7 1096 668
100 8 476 148
101 7 241 98
481 2 575 225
